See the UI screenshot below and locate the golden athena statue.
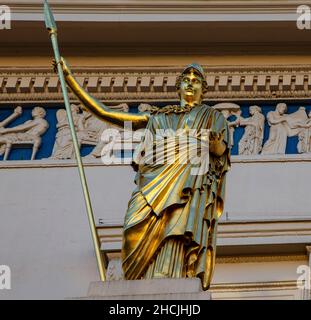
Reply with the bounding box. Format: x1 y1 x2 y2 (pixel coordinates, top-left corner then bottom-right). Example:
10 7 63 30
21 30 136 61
55 59 230 290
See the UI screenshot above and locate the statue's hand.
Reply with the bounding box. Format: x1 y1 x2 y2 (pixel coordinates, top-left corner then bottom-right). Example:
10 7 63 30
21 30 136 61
209 129 226 156
209 129 225 144
52 57 70 76
14 106 22 115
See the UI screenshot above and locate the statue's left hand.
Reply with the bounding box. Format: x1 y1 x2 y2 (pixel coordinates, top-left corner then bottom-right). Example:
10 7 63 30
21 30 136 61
209 129 226 156
210 129 225 144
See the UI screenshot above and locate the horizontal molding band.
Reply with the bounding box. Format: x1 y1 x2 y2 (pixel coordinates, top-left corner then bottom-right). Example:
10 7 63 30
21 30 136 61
97 220 311 257
11 12 299 22
0 154 310 169
8 1 309 16
2 65 311 102
210 280 299 290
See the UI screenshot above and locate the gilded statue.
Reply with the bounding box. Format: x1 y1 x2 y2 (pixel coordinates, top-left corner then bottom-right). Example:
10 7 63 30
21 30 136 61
54 59 230 290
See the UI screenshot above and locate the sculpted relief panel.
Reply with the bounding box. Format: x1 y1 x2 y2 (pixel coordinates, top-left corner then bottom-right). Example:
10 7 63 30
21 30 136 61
238 106 265 156
0 102 311 161
0 106 49 160
50 103 130 160
262 104 308 155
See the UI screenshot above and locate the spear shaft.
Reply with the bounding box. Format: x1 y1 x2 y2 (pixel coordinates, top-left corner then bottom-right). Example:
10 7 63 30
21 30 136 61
44 0 106 281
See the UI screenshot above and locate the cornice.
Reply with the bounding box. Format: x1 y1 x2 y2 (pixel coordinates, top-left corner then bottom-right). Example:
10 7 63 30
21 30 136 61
1 64 311 103
8 1 311 16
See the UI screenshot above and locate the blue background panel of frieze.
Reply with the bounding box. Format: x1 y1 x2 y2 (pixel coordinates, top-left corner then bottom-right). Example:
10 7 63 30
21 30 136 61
0 104 58 161
228 103 311 156
0 102 310 160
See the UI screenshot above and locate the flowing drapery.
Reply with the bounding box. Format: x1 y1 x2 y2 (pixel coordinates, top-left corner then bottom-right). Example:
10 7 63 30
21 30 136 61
121 104 230 289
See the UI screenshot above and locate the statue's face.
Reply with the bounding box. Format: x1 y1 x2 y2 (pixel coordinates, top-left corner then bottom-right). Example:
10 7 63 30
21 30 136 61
32 108 44 118
277 103 287 115
71 105 80 114
179 70 203 104
250 106 258 115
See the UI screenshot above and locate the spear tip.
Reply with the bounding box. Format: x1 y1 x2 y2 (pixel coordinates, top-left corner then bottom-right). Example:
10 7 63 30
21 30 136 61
44 0 57 32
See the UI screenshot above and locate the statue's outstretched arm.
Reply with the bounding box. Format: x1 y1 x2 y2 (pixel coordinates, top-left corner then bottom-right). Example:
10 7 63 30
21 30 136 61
1 120 35 134
239 117 256 127
55 58 149 130
0 107 22 128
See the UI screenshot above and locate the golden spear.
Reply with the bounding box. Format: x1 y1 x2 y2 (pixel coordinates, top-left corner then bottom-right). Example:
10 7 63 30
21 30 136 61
43 0 107 281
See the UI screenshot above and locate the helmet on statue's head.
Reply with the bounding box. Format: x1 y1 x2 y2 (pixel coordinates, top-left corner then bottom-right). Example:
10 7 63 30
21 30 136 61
176 62 208 94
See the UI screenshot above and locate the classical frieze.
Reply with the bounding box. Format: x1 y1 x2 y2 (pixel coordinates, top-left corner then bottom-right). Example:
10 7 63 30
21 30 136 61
1 102 311 161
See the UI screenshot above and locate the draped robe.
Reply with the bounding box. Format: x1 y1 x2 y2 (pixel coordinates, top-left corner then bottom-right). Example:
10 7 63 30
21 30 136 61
121 104 230 289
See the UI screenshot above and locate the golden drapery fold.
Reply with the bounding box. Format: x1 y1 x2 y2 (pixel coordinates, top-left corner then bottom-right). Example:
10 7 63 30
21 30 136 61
121 104 230 290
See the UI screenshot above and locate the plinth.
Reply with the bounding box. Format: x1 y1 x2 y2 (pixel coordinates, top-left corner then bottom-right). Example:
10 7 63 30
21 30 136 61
79 278 211 300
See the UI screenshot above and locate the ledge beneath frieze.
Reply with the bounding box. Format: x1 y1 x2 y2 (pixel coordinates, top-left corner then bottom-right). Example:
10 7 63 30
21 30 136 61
0 153 311 169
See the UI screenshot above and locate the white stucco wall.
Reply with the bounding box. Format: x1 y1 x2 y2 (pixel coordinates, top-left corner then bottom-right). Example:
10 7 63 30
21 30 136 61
0 157 310 299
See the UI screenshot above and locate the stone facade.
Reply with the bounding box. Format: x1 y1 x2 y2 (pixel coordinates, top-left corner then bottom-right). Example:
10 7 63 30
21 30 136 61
0 0 311 300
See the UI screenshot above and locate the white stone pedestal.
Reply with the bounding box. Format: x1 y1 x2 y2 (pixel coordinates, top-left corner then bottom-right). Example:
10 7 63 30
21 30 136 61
80 278 211 300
